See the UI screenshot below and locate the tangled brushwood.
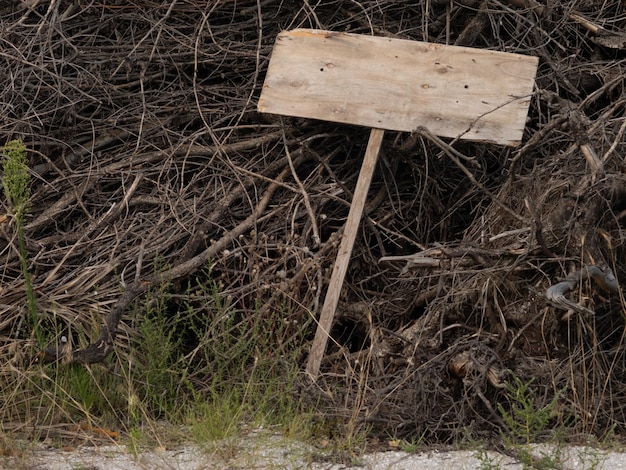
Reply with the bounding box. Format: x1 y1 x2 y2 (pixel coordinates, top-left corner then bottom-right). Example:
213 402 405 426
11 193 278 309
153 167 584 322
1 0 626 444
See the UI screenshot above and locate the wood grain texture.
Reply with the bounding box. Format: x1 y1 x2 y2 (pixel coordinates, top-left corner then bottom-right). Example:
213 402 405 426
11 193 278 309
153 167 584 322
258 29 538 146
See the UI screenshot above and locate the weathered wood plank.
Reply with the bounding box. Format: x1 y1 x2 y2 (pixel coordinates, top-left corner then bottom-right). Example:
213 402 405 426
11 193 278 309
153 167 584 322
258 29 538 146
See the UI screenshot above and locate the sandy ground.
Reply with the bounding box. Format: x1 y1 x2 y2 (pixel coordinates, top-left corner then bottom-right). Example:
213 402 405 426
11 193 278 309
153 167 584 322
3 434 624 470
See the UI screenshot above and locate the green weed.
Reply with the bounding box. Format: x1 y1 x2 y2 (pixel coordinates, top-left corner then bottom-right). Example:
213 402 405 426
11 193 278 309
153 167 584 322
2 139 39 344
497 375 564 469
399 434 426 453
474 448 504 470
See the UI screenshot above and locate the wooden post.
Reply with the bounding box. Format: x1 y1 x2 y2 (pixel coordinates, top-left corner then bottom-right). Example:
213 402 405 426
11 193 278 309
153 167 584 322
305 128 385 379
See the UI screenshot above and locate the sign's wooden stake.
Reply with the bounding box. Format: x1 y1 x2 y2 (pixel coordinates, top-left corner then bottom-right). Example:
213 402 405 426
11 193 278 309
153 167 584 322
305 128 385 379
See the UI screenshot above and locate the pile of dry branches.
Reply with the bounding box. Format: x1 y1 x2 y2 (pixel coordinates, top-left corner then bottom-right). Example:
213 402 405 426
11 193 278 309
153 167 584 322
1 0 626 443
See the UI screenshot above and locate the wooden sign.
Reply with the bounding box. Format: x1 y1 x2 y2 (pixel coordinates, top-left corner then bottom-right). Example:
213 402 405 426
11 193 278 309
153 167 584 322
258 29 538 379
259 29 538 146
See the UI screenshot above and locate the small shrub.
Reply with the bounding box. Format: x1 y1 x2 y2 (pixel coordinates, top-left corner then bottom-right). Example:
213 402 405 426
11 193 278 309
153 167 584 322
498 375 564 469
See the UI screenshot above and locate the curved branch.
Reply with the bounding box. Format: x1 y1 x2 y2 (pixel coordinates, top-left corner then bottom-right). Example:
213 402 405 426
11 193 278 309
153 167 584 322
545 265 619 316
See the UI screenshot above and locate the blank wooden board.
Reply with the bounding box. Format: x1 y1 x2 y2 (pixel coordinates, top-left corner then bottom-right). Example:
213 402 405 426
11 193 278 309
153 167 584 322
258 29 538 146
